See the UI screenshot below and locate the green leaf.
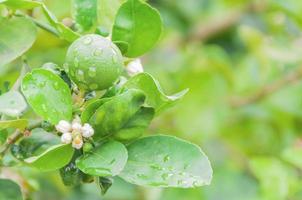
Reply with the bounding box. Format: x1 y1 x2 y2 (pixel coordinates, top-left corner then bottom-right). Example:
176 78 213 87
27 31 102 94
3 0 41 9
41 4 80 42
282 146 302 169
88 89 145 141
0 91 27 117
250 157 291 200
113 107 154 141
119 135 212 188
73 0 98 32
24 144 74 172
11 128 60 159
97 0 124 32
0 179 22 200
76 140 128 176
112 0 163 57
124 73 188 114
81 98 112 123
0 119 28 131
0 17 37 66
21 69 72 124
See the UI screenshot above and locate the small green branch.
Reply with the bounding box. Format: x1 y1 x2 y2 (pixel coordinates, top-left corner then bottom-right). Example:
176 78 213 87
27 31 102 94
14 13 60 37
0 121 42 158
30 16 60 37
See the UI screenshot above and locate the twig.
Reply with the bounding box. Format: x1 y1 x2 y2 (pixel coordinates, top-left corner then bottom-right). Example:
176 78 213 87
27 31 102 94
0 121 42 157
186 1 267 42
14 13 60 37
230 66 302 108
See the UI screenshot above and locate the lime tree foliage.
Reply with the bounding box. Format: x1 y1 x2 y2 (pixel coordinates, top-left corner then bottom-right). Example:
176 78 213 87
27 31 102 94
0 0 212 197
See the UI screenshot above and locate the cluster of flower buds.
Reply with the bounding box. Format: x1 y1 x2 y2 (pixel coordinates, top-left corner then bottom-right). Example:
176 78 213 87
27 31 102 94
55 117 94 149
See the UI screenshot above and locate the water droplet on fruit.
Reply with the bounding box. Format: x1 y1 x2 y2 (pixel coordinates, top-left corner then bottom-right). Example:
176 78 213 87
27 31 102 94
74 58 79 68
83 36 92 45
111 48 117 55
53 82 59 89
88 67 96 77
111 55 118 64
38 81 45 87
163 155 170 162
76 70 85 81
93 48 103 56
89 83 98 90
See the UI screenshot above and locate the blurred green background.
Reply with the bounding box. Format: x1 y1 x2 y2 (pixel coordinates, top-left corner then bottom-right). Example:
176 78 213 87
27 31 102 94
2 0 302 199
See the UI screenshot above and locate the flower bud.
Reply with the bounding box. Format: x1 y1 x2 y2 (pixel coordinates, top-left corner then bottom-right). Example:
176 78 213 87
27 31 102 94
72 116 82 132
72 135 83 149
72 122 82 132
61 132 72 144
56 120 71 133
82 123 94 138
126 59 143 76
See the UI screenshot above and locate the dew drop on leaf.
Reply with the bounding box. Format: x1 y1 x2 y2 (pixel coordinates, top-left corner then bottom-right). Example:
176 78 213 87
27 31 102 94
163 155 170 162
137 174 147 179
150 164 163 170
88 67 96 77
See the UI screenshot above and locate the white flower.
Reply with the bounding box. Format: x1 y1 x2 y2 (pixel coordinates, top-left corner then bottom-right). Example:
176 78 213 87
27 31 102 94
61 132 72 144
126 59 144 76
71 116 82 132
56 120 71 133
82 123 94 138
72 135 83 149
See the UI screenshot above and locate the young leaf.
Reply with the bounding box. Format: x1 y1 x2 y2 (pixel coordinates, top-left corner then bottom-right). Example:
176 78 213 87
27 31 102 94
24 144 74 172
0 91 27 117
88 89 145 141
0 179 22 200
112 0 163 57
81 98 112 123
0 17 37 66
76 141 128 176
21 69 73 124
113 107 154 142
119 135 212 188
72 0 98 32
0 119 28 131
124 73 188 114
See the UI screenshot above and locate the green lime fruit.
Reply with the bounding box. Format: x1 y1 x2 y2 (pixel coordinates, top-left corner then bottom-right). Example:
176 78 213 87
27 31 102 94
65 34 123 90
